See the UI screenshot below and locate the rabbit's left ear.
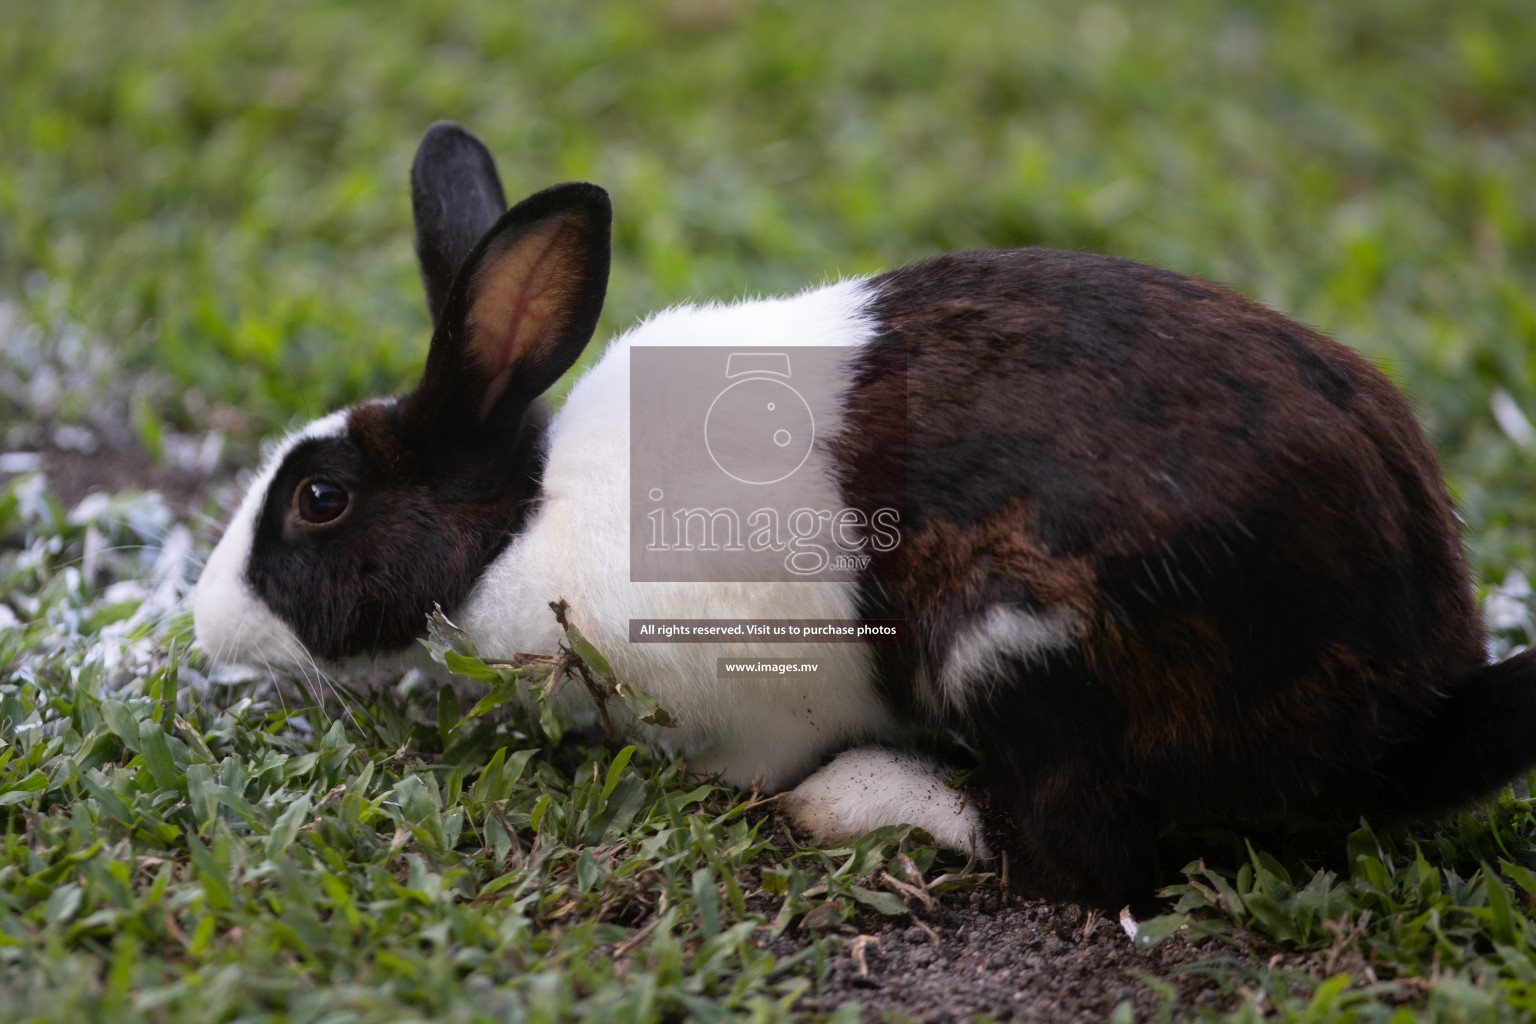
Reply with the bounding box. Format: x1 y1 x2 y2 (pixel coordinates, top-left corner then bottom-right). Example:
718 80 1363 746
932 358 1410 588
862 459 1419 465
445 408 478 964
404 180 612 444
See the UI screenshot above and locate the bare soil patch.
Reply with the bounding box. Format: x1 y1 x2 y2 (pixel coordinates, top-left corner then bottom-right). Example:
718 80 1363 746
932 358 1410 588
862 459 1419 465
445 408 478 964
777 887 1265 1023
34 438 216 515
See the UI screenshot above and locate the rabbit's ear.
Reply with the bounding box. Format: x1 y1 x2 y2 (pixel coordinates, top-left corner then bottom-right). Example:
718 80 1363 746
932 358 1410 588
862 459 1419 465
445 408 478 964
404 180 611 443
411 121 509 326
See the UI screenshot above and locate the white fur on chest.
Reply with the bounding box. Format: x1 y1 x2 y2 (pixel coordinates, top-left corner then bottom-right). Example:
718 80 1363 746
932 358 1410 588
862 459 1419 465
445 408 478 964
459 279 896 790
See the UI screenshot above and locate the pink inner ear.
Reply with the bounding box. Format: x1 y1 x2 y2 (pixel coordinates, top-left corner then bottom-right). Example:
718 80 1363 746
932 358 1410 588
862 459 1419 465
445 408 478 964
466 218 576 419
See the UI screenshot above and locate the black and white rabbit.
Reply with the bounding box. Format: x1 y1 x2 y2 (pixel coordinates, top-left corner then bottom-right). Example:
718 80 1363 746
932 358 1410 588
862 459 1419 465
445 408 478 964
194 122 1536 907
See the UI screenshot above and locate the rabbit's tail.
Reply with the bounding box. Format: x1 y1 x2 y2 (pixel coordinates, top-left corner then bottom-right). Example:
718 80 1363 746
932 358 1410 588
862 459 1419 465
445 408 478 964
1371 647 1536 816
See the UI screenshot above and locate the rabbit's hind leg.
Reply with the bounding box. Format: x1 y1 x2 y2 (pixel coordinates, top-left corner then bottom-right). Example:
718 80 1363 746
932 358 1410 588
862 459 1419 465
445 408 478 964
782 746 991 858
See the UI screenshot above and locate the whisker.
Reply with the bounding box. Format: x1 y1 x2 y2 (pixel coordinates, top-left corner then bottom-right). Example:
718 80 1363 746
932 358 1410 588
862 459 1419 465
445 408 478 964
299 642 361 733
256 651 287 720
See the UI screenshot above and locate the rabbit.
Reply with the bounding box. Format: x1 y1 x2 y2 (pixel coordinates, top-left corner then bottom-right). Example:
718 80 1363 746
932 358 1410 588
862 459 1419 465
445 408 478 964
194 121 1536 909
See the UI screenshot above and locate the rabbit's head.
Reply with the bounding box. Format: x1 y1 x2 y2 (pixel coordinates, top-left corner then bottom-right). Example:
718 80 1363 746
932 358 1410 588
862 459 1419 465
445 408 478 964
193 123 610 667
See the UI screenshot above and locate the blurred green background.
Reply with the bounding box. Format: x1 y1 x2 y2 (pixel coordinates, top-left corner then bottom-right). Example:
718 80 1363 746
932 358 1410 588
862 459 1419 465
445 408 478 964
2 0 1534 571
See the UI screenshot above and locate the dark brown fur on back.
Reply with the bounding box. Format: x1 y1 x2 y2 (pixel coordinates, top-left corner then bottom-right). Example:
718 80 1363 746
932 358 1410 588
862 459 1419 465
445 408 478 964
835 248 1498 905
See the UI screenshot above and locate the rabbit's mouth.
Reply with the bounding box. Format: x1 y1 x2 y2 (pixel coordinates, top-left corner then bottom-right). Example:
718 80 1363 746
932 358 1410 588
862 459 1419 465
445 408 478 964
193 493 309 673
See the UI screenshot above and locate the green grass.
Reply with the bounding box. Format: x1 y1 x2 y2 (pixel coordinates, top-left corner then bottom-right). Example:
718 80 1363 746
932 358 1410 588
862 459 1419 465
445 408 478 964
5 0 1535 569
4 0 1536 1020
4 469 1536 1023
0 484 942 1022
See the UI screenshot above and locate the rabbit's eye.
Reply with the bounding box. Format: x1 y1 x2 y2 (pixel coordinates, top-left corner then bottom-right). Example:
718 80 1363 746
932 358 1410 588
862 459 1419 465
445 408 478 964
296 478 350 525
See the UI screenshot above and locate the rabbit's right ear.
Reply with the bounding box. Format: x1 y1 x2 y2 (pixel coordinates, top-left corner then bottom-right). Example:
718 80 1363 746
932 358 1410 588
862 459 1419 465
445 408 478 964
412 121 509 326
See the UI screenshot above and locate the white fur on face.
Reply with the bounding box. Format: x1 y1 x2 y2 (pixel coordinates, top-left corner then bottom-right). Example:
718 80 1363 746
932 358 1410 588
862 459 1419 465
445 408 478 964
459 279 898 790
193 410 352 670
783 746 992 857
